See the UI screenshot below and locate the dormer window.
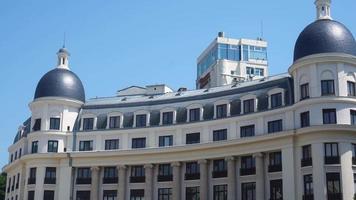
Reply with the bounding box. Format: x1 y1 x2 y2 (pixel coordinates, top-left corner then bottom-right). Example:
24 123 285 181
83 118 94 131
162 112 174 125
243 99 255 114
270 93 282 108
109 116 121 129
268 88 285 109
189 108 201 122
49 118 60 130
216 104 227 119
136 114 147 127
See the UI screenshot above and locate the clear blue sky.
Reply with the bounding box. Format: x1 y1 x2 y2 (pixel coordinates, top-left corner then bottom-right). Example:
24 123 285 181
0 0 355 168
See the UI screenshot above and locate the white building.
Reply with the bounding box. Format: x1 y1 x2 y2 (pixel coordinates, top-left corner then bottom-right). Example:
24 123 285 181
3 1 356 200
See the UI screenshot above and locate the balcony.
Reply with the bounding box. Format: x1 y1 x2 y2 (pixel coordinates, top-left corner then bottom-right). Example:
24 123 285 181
27 178 36 185
268 164 282 173
240 167 256 176
212 170 227 178
130 176 145 183
76 178 91 185
301 158 312 167
302 194 314 200
157 175 173 182
44 178 56 184
103 177 118 184
324 156 340 165
327 193 342 200
184 173 200 180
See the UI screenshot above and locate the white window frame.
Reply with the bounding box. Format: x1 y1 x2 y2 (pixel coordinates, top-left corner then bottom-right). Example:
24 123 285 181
133 110 150 128
81 113 97 131
107 112 124 129
186 104 204 122
267 88 285 109
240 94 258 114
160 107 177 125
213 99 231 119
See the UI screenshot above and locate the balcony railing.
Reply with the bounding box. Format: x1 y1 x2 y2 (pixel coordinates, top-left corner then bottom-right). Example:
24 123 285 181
302 194 314 200
157 175 173 182
76 178 91 185
324 156 340 165
184 173 200 180
240 167 256 176
44 178 56 184
130 176 145 183
27 178 36 185
301 158 312 167
268 164 282 173
327 193 342 200
212 170 227 178
103 177 118 184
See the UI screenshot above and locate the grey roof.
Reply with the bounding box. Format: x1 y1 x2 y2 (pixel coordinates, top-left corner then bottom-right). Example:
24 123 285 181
294 19 356 61
34 68 85 102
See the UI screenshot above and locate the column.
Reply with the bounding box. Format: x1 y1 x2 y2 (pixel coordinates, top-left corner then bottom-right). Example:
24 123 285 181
144 164 154 200
312 143 326 199
340 143 354 199
226 156 236 200
172 162 181 200
198 159 208 200
118 165 127 200
35 166 45 200
282 147 296 200
57 163 72 200
90 166 100 200
19 164 27 200
253 153 265 200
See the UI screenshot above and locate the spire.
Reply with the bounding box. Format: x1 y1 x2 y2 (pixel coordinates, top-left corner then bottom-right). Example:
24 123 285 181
315 0 332 20
56 47 70 70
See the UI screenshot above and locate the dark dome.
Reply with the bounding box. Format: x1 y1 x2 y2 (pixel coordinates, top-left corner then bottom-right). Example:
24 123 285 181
34 68 85 102
294 19 356 61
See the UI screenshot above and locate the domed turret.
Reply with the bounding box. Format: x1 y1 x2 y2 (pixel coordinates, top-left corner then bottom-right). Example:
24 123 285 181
293 0 356 62
34 48 85 102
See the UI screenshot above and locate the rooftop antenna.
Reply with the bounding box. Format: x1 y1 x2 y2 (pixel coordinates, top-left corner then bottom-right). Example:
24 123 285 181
63 32 66 48
260 20 264 40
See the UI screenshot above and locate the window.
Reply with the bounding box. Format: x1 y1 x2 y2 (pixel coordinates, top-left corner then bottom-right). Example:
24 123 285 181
158 164 173 182
130 189 144 200
270 179 283 200
213 159 227 178
185 162 200 180
10 154 13 163
79 140 93 151
105 139 119 150
11 175 15 191
28 191 35 200
31 141 38 154
132 138 146 149
130 166 145 183
49 118 60 130
103 190 117 200
158 188 172 200
354 174 356 198
213 185 227 200
240 125 255 137
324 143 340 164
300 83 310 100
241 182 256 200
213 129 227 141
268 120 283 133
243 99 255 114
16 173 19 189
186 186 200 200
351 110 356 125
271 93 282 108
300 111 310 128
348 81 356 96
76 191 90 200
159 135 173 147
47 140 58 152
268 152 282 172
33 118 41 131
301 145 312 167
186 133 200 144
216 104 227 119
43 190 54 200
321 80 335 95
162 112 174 125
323 109 337 124
28 168 36 184
103 167 118 184
352 144 356 165
14 151 17 160
76 168 91 184
189 108 200 122
19 148 22 158
240 156 256 176
326 173 342 200
303 174 314 200
83 118 94 130
109 116 120 129
135 114 147 127
44 167 56 184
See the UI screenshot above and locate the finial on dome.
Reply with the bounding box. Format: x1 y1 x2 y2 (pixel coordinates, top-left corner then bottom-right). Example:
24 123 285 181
315 0 332 20
57 47 70 70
